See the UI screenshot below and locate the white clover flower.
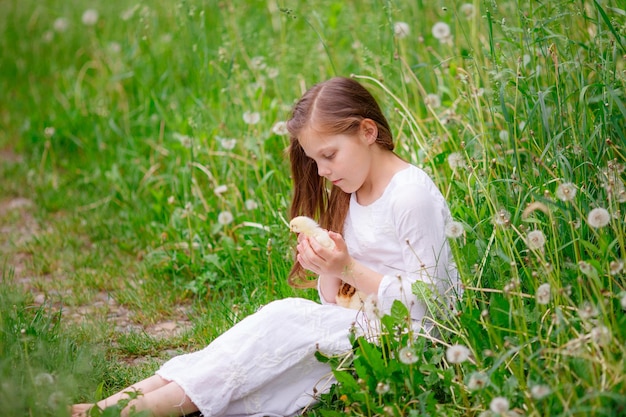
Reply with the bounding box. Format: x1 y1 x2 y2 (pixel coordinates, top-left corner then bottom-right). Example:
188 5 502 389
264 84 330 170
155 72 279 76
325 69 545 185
446 344 470 364
459 3 475 18
447 152 466 169
587 207 610 228
34 372 55 386
536 283 551 305
218 210 234 225
530 384 551 399
243 111 261 125
578 261 596 277
53 17 69 32
555 182 577 202
590 325 611 346
398 346 419 364
467 372 489 391
82 9 99 26
375 381 391 394
214 185 228 196
424 93 441 108
526 230 546 250
489 396 510 414
445 221 464 238
271 121 289 135
432 22 451 40
218 137 237 150
244 199 258 210
394 21 410 38
492 208 511 227
609 260 624 275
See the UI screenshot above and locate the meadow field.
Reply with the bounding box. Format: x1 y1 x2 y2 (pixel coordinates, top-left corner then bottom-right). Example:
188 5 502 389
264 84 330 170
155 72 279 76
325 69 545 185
1 0 625 415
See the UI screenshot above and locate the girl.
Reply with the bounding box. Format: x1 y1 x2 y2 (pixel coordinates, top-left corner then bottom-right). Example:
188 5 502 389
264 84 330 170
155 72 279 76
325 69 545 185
71 76 459 417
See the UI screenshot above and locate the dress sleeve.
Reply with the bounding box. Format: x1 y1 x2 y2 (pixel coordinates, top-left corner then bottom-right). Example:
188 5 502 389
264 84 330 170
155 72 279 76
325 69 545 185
376 182 452 321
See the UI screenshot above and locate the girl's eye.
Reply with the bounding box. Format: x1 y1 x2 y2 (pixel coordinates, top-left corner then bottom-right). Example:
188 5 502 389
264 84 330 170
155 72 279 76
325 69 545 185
323 153 335 160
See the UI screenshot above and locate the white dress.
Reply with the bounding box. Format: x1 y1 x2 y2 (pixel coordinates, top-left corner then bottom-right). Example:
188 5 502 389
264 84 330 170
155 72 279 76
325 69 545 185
156 165 459 417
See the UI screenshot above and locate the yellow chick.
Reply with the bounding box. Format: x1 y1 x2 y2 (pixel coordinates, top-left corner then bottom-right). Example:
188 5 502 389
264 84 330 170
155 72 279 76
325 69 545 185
289 216 336 249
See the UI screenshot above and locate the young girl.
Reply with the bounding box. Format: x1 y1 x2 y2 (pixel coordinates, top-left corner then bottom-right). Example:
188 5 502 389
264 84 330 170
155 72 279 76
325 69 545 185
72 76 459 417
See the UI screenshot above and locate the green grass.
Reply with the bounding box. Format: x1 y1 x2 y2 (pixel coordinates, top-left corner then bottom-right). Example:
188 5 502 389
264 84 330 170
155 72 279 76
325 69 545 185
1 0 625 415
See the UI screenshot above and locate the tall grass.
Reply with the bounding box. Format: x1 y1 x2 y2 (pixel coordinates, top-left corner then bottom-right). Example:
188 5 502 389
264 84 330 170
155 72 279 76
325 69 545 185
1 0 624 415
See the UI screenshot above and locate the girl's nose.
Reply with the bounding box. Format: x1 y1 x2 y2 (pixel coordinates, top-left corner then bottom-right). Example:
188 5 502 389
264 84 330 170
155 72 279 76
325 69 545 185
317 163 331 177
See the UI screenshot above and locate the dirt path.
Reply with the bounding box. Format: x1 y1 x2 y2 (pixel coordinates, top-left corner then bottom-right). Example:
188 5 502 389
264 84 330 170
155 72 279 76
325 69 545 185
0 149 191 340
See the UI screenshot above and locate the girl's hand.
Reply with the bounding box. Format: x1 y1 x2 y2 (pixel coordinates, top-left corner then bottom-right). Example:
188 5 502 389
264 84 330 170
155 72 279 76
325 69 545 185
296 231 352 278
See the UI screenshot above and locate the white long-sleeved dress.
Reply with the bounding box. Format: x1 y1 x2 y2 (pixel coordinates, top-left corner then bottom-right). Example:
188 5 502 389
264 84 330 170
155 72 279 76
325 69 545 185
156 165 459 416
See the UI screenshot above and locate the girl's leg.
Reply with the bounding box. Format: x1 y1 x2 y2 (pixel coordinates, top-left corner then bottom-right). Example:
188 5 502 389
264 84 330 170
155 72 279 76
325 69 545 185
117 381 199 417
71 374 173 416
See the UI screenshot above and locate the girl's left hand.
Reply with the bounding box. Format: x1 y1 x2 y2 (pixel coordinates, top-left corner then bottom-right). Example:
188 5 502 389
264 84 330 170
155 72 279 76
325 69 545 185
296 231 352 277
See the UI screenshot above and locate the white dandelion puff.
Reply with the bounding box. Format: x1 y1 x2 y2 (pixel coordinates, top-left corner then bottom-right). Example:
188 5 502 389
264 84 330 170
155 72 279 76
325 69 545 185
432 22 451 40
498 130 509 141
363 295 382 320
34 372 55 386
445 221 464 238
394 21 410 38
590 325 611 346
447 152 466 169
526 230 546 250
489 397 510 414
398 346 419 364
492 208 511 227
556 182 577 202
609 260 623 275
244 199 258 210
243 111 261 125
44 126 55 138
218 211 234 225
535 283 551 305
266 67 279 79
271 121 289 135
446 344 470 364
530 384 551 399
578 261 596 277
620 293 626 311
587 207 610 228
214 185 228 196
218 137 237 150
53 17 69 32
467 372 489 391
424 93 441 108
375 382 391 394
82 9 99 26
578 301 598 320
459 3 475 18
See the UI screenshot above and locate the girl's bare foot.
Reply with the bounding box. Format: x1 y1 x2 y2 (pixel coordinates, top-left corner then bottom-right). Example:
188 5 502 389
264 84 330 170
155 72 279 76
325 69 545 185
71 403 93 417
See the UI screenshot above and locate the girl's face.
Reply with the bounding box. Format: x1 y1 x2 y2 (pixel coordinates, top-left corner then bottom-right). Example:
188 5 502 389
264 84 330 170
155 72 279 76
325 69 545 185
298 124 375 194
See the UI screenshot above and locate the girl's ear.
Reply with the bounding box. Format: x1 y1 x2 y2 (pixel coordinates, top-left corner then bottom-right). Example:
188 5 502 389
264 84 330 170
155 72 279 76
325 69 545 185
360 118 378 144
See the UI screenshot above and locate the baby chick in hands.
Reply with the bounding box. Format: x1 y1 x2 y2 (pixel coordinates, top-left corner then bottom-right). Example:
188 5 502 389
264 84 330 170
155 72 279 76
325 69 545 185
289 216 336 250
289 216 367 310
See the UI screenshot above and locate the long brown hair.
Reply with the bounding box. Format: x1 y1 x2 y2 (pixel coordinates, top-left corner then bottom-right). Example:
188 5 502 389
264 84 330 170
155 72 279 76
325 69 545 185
286 76 394 288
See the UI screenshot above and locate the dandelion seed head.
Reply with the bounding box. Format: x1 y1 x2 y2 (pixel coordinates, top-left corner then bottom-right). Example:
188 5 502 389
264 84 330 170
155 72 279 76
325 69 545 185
489 396 510 414
467 372 489 391
445 221 464 238
432 22 451 40
47 391 65 409
250 56 266 71
587 207 610 228
459 3 475 18
218 137 237 150
398 346 419 364
424 93 441 108
620 293 626 311
556 182 577 202
492 209 511 227
266 67 279 79
376 381 391 394
271 121 289 135
218 210 234 225
244 199 258 210
526 230 546 251
243 111 261 125
578 261 596 277
590 325 611 346
530 384 551 399
34 372 54 386
394 21 410 38
609 260 623 275
82 9 99 26
446 344 470 364
214 185 228 196
578 301 598 320
498 130 509 141
53 17 69 32
44 126 55 138
536 283 551 305
167 196 175 205
447 152 466 169
363 294 382 321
